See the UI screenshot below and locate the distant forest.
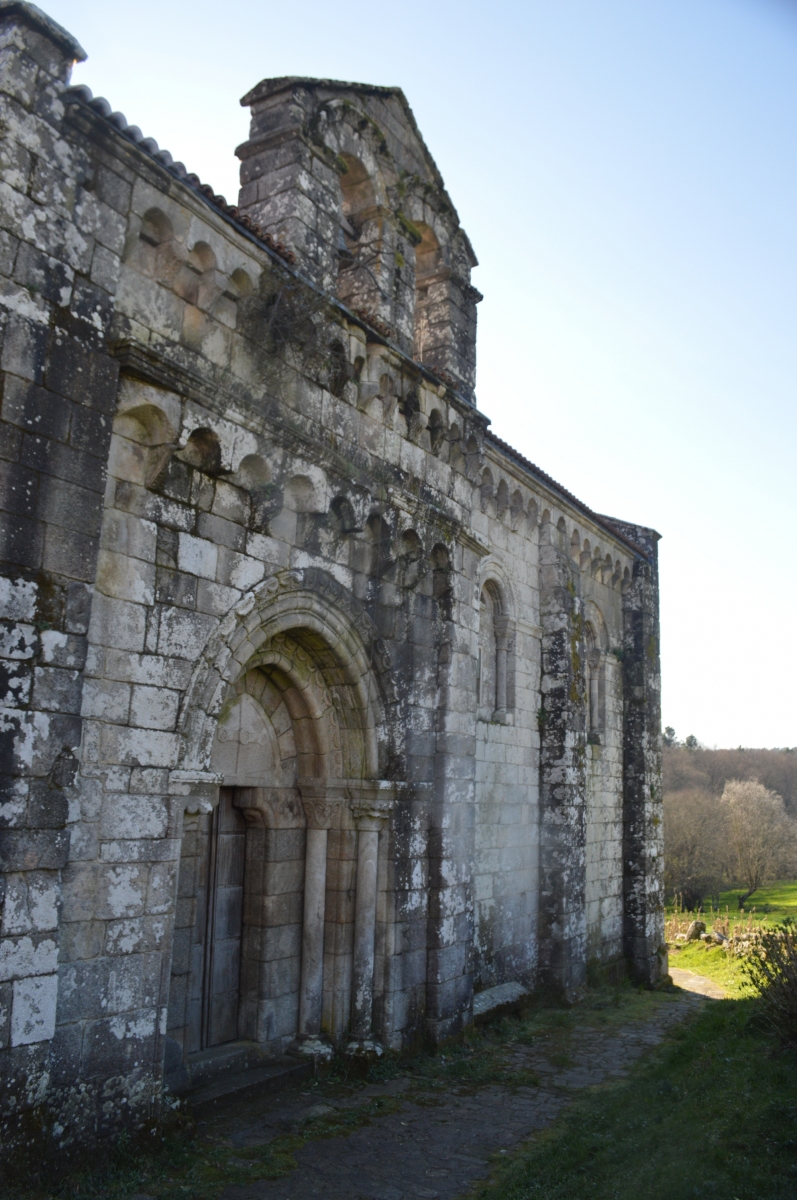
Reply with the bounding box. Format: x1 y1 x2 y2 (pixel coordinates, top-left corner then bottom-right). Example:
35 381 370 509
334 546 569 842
662 740 797 906
663 743 797 819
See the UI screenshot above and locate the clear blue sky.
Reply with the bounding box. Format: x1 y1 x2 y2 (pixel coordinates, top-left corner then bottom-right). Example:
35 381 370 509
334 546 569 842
48 0 797 748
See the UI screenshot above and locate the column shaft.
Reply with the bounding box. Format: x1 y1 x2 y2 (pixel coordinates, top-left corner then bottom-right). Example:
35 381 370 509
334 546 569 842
351 829 380 1040
495 642 508 715
493 615 510 718
298 826 328 1037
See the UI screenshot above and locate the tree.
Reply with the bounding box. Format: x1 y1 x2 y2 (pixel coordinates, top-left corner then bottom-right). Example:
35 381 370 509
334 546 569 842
663 726 678 748
663 787 727 908
684 734 699 751
721 779 797 908
662 742 797 819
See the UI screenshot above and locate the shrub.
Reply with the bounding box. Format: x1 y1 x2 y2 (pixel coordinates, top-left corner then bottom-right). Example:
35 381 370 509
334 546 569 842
742 918 797 1045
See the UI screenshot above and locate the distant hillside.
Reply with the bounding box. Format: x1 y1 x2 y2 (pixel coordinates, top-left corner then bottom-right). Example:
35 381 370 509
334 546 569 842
663 745 797 816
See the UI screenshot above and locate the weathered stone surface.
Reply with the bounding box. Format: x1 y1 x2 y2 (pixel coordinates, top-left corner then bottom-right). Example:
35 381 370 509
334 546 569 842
0 1 663 1168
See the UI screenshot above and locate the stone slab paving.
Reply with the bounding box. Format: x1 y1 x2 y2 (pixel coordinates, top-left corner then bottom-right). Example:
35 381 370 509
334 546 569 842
193 981 716 1200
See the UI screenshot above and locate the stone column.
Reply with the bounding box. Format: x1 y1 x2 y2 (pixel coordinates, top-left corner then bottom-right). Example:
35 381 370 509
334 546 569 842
298 825 328 1040
426 534 483 1043
350 826 379 1041
588 649 601 737
295 782 346 1056
348 788 393 1051
493 614 510 720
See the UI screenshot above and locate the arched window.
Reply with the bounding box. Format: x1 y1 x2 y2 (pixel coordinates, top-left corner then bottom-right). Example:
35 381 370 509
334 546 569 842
496 479 509 519
585 623 603 744
413 222 441 364
478 582 510 721
431 543 452 616
365 513 392 579
336 155 382 316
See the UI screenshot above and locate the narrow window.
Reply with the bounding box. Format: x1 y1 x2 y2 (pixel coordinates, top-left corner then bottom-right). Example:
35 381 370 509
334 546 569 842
479 583 509 721
585 623 602 743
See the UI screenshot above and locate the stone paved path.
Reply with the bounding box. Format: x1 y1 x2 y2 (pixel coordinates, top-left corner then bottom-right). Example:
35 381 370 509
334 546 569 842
194 978 718 1200
669 966 727 1000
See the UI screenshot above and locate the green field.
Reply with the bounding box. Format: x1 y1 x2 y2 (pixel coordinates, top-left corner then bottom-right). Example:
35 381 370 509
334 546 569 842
666 878 797 997
668 940 748 995
669 879 797 928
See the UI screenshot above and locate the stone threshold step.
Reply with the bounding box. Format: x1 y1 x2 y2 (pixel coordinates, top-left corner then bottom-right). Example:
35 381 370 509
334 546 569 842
473 981 530 1022
186 1055 312 1110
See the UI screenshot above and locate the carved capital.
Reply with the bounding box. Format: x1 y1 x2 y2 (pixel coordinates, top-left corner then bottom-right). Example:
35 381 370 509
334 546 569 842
169 769 221 814
235 786 304 828
493 614 511 647
349 779 400 830
298 779 349 830
350 797 392 831
298 778 403 830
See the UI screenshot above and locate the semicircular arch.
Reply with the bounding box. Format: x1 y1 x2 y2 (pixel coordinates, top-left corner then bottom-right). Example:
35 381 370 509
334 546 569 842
583 599 609 652
177 568 400 784
476 555 516 618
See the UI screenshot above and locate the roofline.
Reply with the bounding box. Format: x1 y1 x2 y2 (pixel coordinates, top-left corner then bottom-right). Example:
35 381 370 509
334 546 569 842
485 431 655 560
239 75 478 268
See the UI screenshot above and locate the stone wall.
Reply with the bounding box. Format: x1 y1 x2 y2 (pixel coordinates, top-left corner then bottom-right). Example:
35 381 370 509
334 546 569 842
0 1 664 1164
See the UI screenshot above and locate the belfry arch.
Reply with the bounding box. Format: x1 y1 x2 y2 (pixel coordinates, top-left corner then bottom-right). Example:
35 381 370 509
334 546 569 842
166 570 402 1082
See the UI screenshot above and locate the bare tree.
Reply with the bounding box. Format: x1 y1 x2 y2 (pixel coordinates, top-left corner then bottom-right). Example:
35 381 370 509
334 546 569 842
721 779 797 908
662 742 797 819
663 787 727 909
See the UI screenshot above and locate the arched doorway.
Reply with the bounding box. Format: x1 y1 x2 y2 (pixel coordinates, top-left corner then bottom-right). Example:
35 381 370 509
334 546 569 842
166 573 400 1081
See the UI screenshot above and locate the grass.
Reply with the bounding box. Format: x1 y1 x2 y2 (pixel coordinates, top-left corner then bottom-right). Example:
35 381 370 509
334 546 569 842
474 997 797 1200
668 940 749 996
12 986 671 1200
14 979 796 1200
666 879 797 999
668 878 797 930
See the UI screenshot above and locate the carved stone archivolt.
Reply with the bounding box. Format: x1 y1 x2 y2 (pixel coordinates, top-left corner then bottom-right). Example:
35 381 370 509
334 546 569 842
177 566 403 786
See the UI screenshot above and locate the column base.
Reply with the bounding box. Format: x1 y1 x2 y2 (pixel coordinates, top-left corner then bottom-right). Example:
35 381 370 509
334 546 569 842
345 1038 383 1058
294 1035 334 1061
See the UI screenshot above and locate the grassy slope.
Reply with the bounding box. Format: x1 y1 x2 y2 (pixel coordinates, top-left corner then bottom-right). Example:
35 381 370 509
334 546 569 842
670 879 797 930
667 879 797 997
669 941 749 996
475 997 797 1200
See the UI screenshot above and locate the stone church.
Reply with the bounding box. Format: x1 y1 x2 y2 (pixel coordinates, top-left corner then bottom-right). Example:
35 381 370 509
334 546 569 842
0 1 664 1155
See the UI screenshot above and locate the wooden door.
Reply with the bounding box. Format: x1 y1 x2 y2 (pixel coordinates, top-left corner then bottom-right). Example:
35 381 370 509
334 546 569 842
201 788 246 1048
